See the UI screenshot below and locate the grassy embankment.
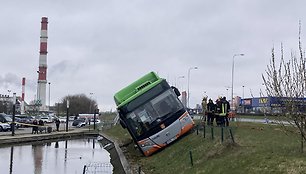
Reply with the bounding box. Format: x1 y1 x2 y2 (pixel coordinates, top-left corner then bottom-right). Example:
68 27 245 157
102 115 306 174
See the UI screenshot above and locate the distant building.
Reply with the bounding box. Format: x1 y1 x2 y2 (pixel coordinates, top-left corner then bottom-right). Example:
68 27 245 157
240 96 306 114
0 94 21 114
231 96 241 111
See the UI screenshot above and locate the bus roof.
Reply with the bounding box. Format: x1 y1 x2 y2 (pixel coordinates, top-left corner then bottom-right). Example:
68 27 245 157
114 71 163 108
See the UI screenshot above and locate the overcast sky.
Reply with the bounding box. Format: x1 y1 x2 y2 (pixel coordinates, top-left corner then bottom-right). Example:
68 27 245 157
0 0 305 111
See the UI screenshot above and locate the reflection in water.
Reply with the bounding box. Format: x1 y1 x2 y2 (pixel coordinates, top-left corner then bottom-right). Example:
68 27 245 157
32 143 44 174
93 139 95 149
55 141 59 170
0 138 112 174
55 142 59 148
9 146 14 174
64 140 68 174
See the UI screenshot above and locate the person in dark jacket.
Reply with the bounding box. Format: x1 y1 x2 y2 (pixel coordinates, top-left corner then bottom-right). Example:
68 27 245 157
38 119 45 133
206 99 215 126
222 97 231 126
55 119 60 131
215 97 222 126
32 119 38 134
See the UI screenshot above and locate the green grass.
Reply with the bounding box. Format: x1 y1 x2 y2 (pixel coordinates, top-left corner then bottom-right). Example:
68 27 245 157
103 122 306 174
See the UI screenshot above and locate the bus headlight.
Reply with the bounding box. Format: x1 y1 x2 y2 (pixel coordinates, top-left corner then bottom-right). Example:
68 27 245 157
141 140 154 147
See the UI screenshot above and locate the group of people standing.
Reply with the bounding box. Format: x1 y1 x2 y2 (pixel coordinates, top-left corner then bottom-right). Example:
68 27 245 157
202 96 231 127
31 118 61 134
32 119 45 134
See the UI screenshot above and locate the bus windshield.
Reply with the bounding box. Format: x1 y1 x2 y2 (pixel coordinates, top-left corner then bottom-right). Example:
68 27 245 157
126 89 183 137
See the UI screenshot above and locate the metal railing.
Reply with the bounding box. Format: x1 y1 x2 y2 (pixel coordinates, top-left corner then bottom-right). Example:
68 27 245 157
83 162 113 174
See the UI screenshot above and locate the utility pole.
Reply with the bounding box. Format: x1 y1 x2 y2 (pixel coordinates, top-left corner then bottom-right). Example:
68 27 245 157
66 100 69 132
12 93 16 136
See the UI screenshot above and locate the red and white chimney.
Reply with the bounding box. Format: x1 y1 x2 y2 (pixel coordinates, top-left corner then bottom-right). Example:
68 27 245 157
21 77 26 114
37 17 48 111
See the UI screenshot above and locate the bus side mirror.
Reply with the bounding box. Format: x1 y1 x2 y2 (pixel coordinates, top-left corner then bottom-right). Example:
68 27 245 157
120 119 127 129
171 86 181 97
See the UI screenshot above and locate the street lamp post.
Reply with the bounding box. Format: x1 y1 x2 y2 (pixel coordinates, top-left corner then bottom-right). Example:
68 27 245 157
7 90 11 114
48 82 51 111
94 109 99 130
242 85 245 113
187 67 198 108
12 93 16 136
231 54 244 111
242 85 245 99
66 100 69 132
36 71 40 103
89 92 93 114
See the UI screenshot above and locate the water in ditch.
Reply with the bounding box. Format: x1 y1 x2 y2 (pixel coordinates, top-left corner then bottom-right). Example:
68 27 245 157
0 137 113 174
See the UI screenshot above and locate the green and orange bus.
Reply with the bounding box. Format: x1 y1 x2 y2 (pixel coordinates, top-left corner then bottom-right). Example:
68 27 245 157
114 72 194 156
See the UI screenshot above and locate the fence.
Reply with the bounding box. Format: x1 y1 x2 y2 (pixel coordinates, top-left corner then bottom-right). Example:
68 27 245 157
195 124 236 143
83 162 113 174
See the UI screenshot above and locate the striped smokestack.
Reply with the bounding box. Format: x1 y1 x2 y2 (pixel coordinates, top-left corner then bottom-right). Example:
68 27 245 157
22 77 25 101
21 77 25 114
37 17 48 111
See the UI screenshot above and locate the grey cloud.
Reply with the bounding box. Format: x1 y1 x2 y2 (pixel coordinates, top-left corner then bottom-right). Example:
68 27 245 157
1 0 306 110
0 73 21 89
49 60 81 78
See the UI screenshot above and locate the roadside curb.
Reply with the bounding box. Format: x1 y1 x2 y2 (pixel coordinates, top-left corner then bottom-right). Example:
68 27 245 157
0 130 89 145
98 132 131 174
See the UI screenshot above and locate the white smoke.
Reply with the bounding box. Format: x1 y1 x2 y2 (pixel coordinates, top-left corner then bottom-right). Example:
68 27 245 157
0 73 37 93
0 73 21 89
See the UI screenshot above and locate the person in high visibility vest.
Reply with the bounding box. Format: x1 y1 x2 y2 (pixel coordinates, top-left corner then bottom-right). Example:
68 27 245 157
219 97 230 126
215 97 222 126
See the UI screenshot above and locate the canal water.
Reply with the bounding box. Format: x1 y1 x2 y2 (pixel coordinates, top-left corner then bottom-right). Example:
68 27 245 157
0 137 113 174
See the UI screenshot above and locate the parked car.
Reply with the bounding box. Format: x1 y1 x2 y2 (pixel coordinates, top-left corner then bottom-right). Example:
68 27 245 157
0 113 12 123
89 119 101 124
35 116 53 123
59 117 67 123
16 116 34 127
72 118 88 128
69 116 77 121
6 115 21 129
0 122 11 132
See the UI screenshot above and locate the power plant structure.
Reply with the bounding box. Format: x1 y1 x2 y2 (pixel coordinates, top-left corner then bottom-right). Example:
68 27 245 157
37 17 48 111
21 77 26 114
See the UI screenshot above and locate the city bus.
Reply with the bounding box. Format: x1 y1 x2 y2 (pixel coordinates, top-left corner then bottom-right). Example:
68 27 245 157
114 72 194 156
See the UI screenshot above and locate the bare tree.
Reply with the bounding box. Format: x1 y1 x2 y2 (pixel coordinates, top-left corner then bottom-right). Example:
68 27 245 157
262 22 306 149
61 94 98 116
